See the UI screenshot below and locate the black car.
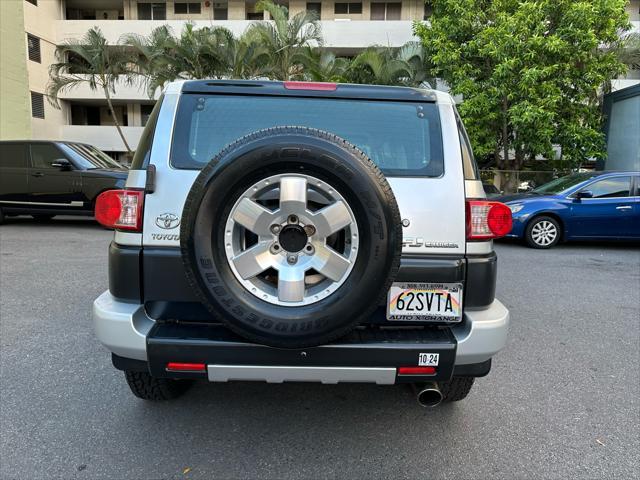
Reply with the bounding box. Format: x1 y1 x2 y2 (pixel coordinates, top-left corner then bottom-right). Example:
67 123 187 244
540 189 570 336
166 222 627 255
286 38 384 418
482 182 502 198
0 140 127 223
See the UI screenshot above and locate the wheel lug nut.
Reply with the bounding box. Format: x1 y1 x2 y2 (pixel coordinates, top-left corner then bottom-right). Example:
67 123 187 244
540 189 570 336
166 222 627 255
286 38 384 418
287 254 297 265
270 224 281 234
303 225 316 236
288 215 298 224
270 243 281 254
305 244 315 254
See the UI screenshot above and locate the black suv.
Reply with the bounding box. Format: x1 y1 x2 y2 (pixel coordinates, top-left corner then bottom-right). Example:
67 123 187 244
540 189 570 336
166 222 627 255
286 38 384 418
0 140 127 223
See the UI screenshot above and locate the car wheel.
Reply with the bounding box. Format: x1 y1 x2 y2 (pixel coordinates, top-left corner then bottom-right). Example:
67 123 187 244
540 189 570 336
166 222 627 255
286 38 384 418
525 215 560 249
440 377 475 402
124 371 192 401
181 126 402 348
31 214 55 221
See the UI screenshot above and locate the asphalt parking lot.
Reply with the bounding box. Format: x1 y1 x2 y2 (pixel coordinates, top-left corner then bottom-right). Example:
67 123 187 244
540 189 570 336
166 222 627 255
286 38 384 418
1 217 638 479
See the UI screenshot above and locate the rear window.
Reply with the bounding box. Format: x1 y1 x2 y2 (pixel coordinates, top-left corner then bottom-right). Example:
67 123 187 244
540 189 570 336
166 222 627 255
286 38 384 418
171 94 444 177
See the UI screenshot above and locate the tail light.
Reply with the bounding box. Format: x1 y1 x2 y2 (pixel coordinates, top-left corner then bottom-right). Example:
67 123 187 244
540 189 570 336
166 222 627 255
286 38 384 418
283 81 337 91
466 200 512 240
166 362 206 372
398 366 436 375
95 189 144 231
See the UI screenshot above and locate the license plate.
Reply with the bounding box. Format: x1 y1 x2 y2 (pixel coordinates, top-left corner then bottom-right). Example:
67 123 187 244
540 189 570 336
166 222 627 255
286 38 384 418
386 282 463 322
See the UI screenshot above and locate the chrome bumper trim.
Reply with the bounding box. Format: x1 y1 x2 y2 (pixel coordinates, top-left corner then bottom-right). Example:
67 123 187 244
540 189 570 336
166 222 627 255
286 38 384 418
92 291 153 361
207 365 397 385
452 299 510 365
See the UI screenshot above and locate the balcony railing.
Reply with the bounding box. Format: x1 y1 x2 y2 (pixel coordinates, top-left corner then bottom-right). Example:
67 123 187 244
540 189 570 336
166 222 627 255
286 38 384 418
57 77 154 101
56 20 417 48
61 125 144 152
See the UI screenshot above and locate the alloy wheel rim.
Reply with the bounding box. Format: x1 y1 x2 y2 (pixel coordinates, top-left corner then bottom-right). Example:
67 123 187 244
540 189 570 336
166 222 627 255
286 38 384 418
531 220 557 246
224 173 359 306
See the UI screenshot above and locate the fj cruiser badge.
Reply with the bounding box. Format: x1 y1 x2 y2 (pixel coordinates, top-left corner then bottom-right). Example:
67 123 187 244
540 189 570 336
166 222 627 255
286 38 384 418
403 237 459 249
156 213 180 229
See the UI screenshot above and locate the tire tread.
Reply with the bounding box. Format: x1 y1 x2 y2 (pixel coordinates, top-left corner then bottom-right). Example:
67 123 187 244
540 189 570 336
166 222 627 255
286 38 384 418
440 377 475 402
124 371 191 401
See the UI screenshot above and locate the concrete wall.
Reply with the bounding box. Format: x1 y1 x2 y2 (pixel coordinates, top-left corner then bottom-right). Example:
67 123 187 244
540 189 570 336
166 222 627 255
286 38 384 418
61 125 144 151
626 0 640 22
57 19 416 47
24 0 67 140
117 0 425 21
0 0 31 139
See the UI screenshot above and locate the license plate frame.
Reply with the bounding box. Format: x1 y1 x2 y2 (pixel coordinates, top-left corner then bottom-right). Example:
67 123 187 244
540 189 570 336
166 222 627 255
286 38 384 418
386 282 463 322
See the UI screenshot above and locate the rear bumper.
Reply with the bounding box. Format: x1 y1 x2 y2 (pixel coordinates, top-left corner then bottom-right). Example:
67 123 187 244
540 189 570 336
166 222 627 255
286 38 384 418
93 291 509 382
108 242 498 311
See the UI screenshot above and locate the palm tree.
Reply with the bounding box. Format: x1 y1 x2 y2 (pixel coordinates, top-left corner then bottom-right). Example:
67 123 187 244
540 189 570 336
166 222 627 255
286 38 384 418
302 48 351 82
124 24 239 96
347 42 432 87
600 31 640 98
243 0 323 80
122 24 176 97
227 35 271 80
47 27 137 155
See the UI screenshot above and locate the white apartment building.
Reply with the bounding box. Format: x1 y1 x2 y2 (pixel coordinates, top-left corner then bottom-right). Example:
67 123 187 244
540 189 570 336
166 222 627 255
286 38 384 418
2 0 639 161
4 0 431 160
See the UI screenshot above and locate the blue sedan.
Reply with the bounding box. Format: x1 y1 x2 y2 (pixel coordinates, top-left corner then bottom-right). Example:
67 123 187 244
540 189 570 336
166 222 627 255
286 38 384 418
497 171 640 248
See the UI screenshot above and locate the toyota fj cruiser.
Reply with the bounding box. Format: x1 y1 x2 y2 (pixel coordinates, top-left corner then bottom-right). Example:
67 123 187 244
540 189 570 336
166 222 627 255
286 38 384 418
93 80 511 407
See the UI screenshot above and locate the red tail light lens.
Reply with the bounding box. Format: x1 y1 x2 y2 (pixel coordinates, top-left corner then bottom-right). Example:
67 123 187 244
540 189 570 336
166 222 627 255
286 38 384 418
398 366 436 375
283 81 337 91
466 200 512 240
166 362 206 372
95 189 144 231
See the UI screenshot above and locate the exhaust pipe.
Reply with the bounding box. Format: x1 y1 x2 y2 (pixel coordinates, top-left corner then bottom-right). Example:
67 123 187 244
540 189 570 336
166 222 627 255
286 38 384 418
413 382 443 408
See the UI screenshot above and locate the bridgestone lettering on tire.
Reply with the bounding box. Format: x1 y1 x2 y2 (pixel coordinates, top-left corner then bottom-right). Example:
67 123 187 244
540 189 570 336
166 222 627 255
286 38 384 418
180 127 402 348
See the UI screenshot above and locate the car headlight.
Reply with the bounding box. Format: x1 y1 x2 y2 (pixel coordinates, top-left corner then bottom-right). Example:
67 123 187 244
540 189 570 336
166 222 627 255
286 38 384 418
509 204 524 214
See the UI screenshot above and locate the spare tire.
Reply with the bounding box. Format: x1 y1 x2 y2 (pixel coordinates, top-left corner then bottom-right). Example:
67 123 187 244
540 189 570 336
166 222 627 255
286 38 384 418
180 127 401 348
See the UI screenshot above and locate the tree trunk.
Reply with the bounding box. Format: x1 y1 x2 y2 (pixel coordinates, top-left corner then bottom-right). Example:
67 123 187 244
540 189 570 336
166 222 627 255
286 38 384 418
103 85 133 155
501 96 509 171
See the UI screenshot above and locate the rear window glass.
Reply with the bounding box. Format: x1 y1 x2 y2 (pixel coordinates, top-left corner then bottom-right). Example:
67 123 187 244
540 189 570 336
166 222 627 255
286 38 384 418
171 94 444 177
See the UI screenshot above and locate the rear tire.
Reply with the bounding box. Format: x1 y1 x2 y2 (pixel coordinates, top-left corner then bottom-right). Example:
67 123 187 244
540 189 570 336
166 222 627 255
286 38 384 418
124 371 192 401
440 377 475 402
181 126 402 348
31 214 55 221
525 215 560 249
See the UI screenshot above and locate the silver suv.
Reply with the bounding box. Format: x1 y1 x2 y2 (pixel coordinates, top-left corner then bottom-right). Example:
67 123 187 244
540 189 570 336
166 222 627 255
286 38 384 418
93 80 511 407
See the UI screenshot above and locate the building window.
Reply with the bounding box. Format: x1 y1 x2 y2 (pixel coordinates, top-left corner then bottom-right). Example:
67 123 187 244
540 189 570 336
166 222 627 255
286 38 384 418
246 12 263 20
423 3 433 20
174 2 201 14
334 3 362 14
214 3 228 20
137 2 166 20
371 2 401 20
307 2 321 17
141 104 154 126
31 92 45 119
27 34 41 63
25 0 38 6
66 8 98 19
